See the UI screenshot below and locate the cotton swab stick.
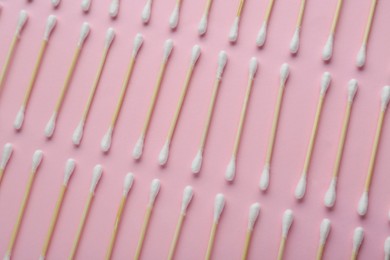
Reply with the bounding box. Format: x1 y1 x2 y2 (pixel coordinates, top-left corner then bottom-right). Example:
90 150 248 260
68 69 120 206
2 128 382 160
72 28 115 146
229 0 246 42
316 219 331 260
81 0 91 12
69 165 103 260
105 173 134 260
191 51 228 174
205 193 225 260
384 237 390 260
241 203 260 260
101 34 143 152
3 150 43 260
351 227 364 260
0 10 28 94
0 143 13 185
295 72 331 200
51 0 60 8
39 159 76 260
158 45 201 166
133 39 174 160
277 209 293 260
167 186 194 260
109 0 120 18
322 0 343 61
357 85 390 216
134 179 161 260
225 57 258 182
44 22 90 138
256 0 276 47
259 63 289 190
356 0 378 68
141 0 153 24
289 0 306 54
198 0 214 35
324 79 358 208
13 15 57 130
169 0 183 29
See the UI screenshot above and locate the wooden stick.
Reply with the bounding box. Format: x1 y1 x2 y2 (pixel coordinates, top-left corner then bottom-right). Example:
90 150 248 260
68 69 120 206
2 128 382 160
295 0 306 28
277 237 286 260
351 251 358 260
205 222 218 260
203 0 213 15
134 206 153 260
167 213 185 260
0 169 4 185
241 230 253 260
236 0 246 17
264 0 276 23
330 0 343 35
316 244 325 260
105 197 127 260
362 0 378 45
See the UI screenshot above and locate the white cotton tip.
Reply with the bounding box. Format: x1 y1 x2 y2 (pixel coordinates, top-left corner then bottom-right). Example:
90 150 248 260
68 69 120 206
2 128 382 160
44 112 57 138
294 175 306 200
198 14 208 36
256 22 267 47
191 45 201 65
16 10 28 36
191 149 203 174
320 72 331 95
322 34 334 61
280 63 290 86
347 79 358 102
249 57 258 78
381 86 390 110
51 0 60 7
289 27 300 54
324 177 337 208
229 17 239 42
78 22 90 46
216 51 228 79
32 150 44 172
213 193 225 222
13 106 25 130
44 15 57 41
259 164 270 191
248 203 260 230
105 27 115 49
90 164 103 193
149 179 161 206
72 120 85 146
0 143 13 170
132 33 144 57
38 255 44 260
158 140 170 166
181 186 194 214
123 173 134 197
225 156 236 182
81 0 91 12
353 227 364 252
101 127 113 152
141 0 152 23
169 4 180 29
384 237 390 257
163 39 174 62
109 0 119 18
357 191 368 216
319 219 331 245
132 135 145 160
3 253 10 260
282 209 294 237
356 45 366 68
63 159 76 186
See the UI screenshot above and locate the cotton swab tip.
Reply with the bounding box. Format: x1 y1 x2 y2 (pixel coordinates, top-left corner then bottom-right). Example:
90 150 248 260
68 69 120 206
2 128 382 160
347 79 358 102
44 112 57 138
249 57 258 78
289 27 300 54
282 209 294 237
384 237 390 256
259 164 270 191
0 143 13 170
132 135 145 160
149 179 161 205
109 0 119 18
163 39 174 61
38 255 45 260
14 106 25 130
72 120 85 146
32 150 44 172
229 17 239 42
51 0 60 7
105 27 115 49
198 14 208 36
294 175 306 200
158 141 170 166
353 227 364 251
320 72 331 95
322 34 334 61
44 15 57 41
319 219 331 244
78 22 90 46
169 4 180 29
63 159 76 186
248 203 260 230
132 33 144 56
90 165 103 193
191 45 201 65
81 0 91 12
256 22 267 47
324 177 337 208
356 45 366 68
357 191 368 216
381 86 390 109
216 50 228 78
280 63 290 86
214 193 225 222
225 156 236 181
141 0 152 23
191 149 203 174
181 186 194 214
101 127 113 152
16 10 28 36
123 173 134 197
3 253 10 260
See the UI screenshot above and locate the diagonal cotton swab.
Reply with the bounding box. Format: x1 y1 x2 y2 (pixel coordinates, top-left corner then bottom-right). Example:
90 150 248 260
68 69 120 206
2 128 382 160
158 45 201 166
357 85 390 216
0 10 28 95
241 203 260 260
167 186 194 260
324 79 358 208
105 173 134 260
44 22 90 138
256 0 276 47
295 72 331 200
101 33 143 152
225 57 258 182
205 193 225 260
133 39 174 160
229 0 246 42
109 0 120 18
322 0 344 61
81 0 91 12
316 219 331 260
351 227 364 260
191 51 227 174
259 63 289 190
0 143 13 185
3 150 43 260
277 209 293 260
39 159 76 260
134 179 161 260
141 0 153 24
198 0 214 35
72 27 115 146
14 15 56 130
289 0 306 54
169 0 183 29
69 165 103 260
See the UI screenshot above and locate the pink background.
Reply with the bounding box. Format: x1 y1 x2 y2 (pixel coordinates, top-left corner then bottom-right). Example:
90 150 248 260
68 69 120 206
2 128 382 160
0 0 390 259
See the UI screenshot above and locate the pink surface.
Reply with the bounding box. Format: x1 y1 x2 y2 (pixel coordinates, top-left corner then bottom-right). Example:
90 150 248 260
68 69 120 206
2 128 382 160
0 0 390 259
